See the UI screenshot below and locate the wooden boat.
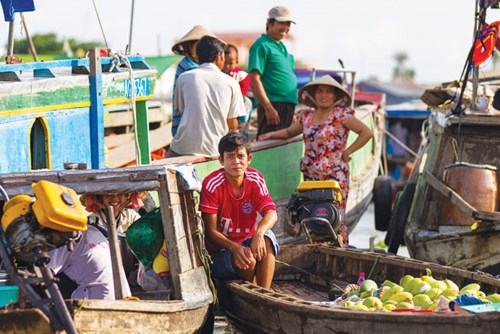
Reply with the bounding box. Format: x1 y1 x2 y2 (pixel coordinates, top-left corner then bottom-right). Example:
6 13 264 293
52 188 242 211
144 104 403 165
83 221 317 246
0 52 157 172
152 68 387 242
385 2 500 274
104 101 172 167
104 55 183 166
393 111 500 275
217 244 500 334
0 52 384 241
0 165 213 333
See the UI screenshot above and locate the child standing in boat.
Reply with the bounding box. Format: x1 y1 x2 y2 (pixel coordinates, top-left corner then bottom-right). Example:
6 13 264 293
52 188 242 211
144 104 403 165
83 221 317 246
258 75 373 246
222 44 252 128
222 44 251 97
200 132 279 289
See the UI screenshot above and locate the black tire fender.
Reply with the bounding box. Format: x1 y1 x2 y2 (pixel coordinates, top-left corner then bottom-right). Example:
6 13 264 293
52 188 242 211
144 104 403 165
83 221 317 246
373 175 393 231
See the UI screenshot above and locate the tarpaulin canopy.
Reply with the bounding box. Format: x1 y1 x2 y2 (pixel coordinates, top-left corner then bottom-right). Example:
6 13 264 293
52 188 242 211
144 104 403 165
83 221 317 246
1 0 35 22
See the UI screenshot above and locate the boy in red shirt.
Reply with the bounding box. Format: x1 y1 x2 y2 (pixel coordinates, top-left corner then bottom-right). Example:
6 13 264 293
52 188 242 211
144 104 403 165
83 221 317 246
200 132 278 289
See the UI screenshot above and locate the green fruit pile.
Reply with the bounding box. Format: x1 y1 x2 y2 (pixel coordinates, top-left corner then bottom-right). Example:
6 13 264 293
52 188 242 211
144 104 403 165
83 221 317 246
339 269 498 312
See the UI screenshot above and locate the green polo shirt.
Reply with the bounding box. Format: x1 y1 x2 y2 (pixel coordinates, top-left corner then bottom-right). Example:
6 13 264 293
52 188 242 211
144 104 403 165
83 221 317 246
248 34 298 105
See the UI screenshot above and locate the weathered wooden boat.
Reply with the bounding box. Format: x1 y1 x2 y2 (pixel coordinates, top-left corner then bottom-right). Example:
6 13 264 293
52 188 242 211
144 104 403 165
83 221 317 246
153 68 387 243
1 52 385 241
217 244 500 334
104 101 172 167
385 1 500 275
0 51 157 172
105 55 185 167
395 111 500 275
0 165 213 333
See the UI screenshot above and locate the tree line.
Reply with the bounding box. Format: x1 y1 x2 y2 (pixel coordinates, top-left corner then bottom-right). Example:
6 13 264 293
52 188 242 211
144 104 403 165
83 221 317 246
8 33 104 56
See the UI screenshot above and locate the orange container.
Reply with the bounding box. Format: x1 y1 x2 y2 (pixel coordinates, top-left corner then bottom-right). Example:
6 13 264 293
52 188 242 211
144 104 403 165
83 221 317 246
441 163 498 226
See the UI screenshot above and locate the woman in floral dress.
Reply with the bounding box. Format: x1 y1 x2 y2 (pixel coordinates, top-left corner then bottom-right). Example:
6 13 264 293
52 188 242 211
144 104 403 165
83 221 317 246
258 75 373 245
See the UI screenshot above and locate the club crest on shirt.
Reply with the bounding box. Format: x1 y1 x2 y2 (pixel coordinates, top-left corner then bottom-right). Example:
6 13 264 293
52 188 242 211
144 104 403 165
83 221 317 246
242 201 253 214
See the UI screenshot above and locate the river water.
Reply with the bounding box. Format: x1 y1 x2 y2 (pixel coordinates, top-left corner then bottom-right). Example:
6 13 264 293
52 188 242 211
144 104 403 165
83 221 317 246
212 203 409 333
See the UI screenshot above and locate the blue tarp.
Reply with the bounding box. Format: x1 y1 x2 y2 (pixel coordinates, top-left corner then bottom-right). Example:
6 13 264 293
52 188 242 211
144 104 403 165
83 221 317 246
1 0 35 22
295 68 342 89
386 109 430 119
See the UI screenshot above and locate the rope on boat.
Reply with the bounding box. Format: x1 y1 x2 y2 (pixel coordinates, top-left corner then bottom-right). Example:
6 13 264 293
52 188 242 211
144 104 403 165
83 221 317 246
383 128 420 159
20 13 38 61
452 2 489 115
274 259 345 292
379 115 389 176
113 52 143 165
366 256 380 281
452 138 460 162
193 215 218 306
91 0 110 51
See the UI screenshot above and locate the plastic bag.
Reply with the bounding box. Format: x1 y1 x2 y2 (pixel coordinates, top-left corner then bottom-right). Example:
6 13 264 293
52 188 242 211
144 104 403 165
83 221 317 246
137 262 172 293
126 207 164 267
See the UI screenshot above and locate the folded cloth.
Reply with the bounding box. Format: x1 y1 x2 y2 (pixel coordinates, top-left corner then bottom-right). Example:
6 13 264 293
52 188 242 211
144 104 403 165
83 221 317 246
166 164 202 192
129 193 144 209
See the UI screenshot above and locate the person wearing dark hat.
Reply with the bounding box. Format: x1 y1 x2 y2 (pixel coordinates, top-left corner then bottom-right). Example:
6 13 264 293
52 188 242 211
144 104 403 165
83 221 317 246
258 75 373 246
171 25 213 137
248 6 298 137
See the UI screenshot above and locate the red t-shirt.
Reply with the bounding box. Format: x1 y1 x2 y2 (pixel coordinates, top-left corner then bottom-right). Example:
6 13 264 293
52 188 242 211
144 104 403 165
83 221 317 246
200 167 276 244
227 67 251 97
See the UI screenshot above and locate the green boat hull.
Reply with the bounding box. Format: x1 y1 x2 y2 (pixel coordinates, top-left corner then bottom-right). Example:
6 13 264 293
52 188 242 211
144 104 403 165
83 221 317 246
153 102 385 241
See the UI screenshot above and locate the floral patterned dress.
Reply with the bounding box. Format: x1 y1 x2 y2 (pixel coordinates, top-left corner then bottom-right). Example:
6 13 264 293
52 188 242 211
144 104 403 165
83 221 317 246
298 107 354 244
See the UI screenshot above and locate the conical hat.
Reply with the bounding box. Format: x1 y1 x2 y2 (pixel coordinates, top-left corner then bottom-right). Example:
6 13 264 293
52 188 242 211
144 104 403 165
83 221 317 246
298 75 352 108
171 25 214 54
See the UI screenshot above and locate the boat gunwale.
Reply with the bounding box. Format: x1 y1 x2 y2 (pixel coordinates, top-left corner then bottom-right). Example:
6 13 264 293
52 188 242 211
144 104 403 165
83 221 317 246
222 281 498 325
310 245 500 285
0 164 214 332
69 298 206 313
220 244 500 330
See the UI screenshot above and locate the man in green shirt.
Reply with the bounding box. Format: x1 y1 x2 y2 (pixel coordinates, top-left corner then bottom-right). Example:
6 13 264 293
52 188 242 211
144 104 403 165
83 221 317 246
248 6 298 137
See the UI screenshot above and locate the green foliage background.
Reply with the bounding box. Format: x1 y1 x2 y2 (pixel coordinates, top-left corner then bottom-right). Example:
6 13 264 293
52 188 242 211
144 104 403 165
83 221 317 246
4 32 104 59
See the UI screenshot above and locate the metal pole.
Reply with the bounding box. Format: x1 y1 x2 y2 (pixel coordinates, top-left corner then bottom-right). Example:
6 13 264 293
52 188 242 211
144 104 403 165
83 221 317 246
7 17 15 56
471 0 483 110
39 263 78 334
20 13 39 61
89 48 106 169
128 0 135 54
103 206 125 299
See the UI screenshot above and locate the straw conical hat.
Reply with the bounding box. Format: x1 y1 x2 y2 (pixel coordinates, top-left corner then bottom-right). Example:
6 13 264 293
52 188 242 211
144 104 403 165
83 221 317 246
298 75 352 108
171 25 214 54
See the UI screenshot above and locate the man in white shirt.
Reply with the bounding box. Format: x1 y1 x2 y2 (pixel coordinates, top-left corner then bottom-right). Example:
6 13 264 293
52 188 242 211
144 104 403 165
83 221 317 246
168 36 246 158
48 225 131 300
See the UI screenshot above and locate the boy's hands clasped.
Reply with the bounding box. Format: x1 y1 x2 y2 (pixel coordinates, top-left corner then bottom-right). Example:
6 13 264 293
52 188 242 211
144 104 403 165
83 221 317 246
250 232 268 261
230 232 268 270
230 244 253 270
